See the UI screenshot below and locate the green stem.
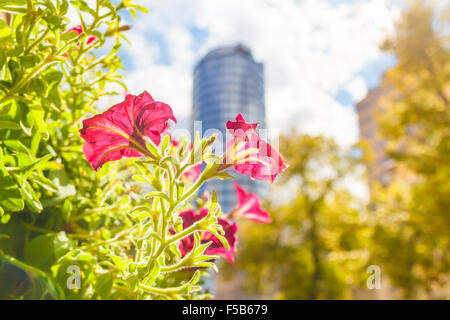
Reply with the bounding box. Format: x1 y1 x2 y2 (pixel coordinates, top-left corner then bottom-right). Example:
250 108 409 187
152 199 220 264
81 237 127 250
179 175 205 202
160 260 187 273
164 220 200 247
137 283 183 299
22 221 95 240
22 221 58 234
25 28 50 54
0 54 56 107
72 204 118 221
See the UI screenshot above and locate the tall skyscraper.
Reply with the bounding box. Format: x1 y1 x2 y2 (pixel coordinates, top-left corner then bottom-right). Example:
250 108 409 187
191 44 267 212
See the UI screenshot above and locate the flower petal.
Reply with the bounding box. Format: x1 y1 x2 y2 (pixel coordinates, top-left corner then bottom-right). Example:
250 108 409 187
81 131 141 170
232 183 271 223
226 113 258 136
182 162 203 182
79 91 176 170
224 114 287 183
178 209 237 263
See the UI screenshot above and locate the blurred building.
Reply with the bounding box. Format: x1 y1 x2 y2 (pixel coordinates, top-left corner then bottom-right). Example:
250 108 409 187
356 77 395 189
191 44 268 212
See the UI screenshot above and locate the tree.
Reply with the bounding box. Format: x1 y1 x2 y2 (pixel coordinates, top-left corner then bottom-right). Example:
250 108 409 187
371 0 450 298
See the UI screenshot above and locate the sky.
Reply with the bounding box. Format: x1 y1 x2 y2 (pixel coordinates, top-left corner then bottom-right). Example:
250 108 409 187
66 0 404 200
114 0 401 147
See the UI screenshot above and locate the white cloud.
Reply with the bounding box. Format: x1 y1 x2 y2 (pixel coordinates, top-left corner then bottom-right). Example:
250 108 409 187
347 76 369 105
120 0 400 146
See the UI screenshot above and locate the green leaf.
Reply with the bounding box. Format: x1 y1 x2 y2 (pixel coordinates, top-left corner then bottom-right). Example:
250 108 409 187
24 235 55 270
19 120 32 136
161 134 170 155
60 30 78 42
93 273 113 298
214 172 235 180
24 232 73 271
0 120 20 130
132 174 148 183
3 139 29 155
0 48 6 70
7 59 20 83
1 214 11 224
18 177 43 213
53 231 74 259
0 254 64 300
142 259 160 286
176 182 184 199
46 169 76 204
30 131 41 156
30 172 58 193
145 191 170 202
17 154 52 178
0 149 24 212
145 141 159 159
42 70 63 88
159 155 177 165
6 46 22 58
211 190 218 205
29 104 48 139
0 19 10 37
129 8 136 19
131 4 149 13
0 0 27 8
19 55 40 69
109 255 125 272
28 77 47 95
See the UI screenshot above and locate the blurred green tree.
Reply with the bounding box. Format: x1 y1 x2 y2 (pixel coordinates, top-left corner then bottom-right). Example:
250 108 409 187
220 134 371 299
370 0 450 299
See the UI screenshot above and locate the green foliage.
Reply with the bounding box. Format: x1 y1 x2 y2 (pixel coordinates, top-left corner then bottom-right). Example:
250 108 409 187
0 1 246 300
371 0 450 299
0 0 152 299
0 254 64 300
65 134 233 300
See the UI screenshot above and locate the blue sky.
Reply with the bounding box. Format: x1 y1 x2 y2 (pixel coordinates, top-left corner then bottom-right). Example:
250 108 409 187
71 0 402 147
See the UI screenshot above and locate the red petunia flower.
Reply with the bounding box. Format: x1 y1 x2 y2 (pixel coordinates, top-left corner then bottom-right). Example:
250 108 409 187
230 182 271 223
178 209 237 263
79 91 176 170
223 114 288 183
67 25 97 45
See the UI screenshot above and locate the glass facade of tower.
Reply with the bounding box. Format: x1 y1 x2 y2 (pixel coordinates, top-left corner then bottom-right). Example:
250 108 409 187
192 45 267 212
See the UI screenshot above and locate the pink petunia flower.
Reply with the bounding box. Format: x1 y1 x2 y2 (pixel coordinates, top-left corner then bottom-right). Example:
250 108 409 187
222 114 288 184
178 209 237 263
79 91 176 170
230 182 271 223
67 25 97 45
182 162 203 182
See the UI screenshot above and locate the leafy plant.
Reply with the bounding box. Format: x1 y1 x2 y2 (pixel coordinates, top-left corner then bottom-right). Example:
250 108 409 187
0 0 287 299
71 96 286 299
